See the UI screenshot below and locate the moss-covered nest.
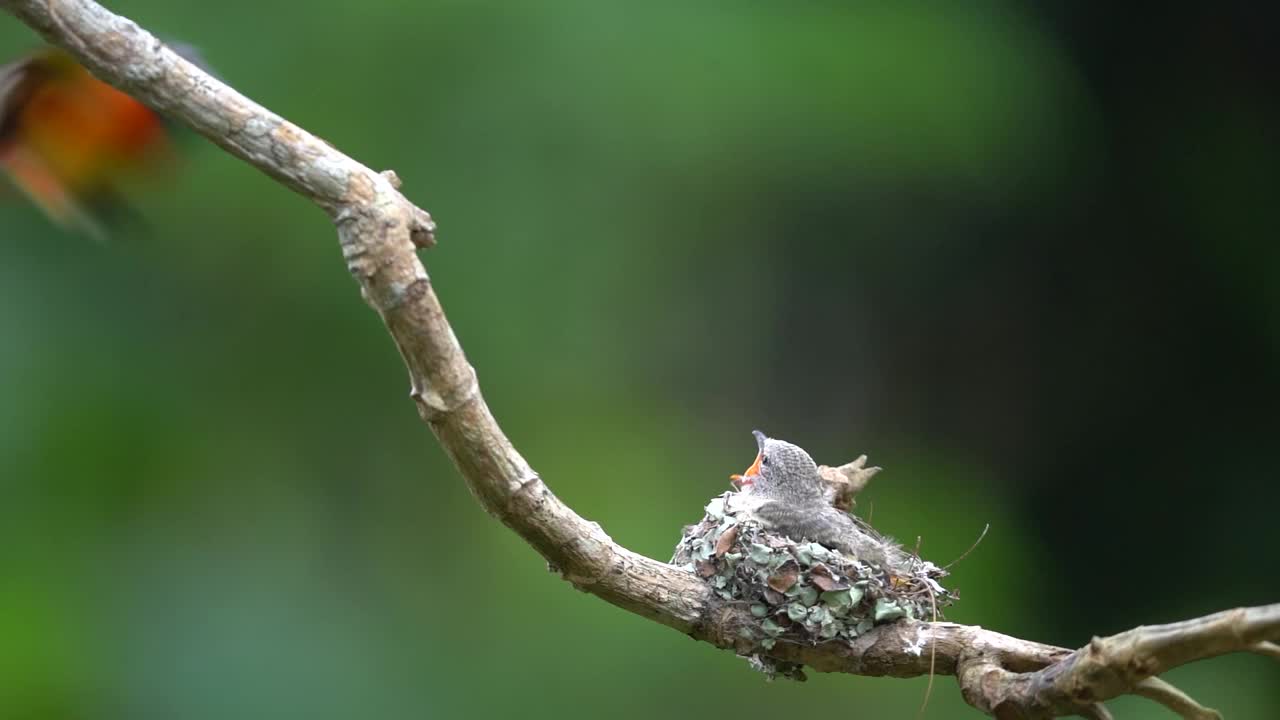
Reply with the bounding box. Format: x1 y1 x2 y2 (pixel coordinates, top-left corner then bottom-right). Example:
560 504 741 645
672 491 955 677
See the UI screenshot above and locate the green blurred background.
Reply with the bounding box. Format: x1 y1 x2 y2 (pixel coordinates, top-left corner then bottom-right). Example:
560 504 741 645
2 1 1277 718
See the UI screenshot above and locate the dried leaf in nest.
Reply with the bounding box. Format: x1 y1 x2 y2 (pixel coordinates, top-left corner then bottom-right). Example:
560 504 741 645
696 560 718 578
768 560 800 593
761 588 786 605
808 563 849 592
714 524 739 557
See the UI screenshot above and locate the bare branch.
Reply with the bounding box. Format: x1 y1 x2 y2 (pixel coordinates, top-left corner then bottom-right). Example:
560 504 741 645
955 605 1280 717
1090 604 1280 675
4 1 1274 717
1134 678 1222 720
1249 640 1280 661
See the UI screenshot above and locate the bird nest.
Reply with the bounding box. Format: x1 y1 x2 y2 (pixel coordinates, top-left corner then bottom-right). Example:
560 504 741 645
672 491 955 677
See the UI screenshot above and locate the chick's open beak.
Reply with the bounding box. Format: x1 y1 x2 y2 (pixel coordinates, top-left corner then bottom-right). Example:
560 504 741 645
729 451 763 489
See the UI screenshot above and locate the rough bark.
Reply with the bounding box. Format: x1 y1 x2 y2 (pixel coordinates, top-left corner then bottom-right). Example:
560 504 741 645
5 2 1275 716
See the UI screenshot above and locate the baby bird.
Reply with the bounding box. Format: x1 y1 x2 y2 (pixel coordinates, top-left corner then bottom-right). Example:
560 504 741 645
736 430 906 569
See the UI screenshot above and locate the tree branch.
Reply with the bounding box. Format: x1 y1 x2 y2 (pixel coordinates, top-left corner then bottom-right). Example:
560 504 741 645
1249 641 1280 661
5 1 1274 716
1134 678 1222 720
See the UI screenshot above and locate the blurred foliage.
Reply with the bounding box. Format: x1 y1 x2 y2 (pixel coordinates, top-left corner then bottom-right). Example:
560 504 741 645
2 1 1277 718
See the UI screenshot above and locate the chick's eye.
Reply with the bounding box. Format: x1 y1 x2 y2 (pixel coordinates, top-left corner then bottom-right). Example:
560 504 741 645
761 455 769 466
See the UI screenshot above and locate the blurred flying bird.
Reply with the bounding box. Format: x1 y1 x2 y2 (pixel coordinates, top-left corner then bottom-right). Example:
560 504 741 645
0 46 193 241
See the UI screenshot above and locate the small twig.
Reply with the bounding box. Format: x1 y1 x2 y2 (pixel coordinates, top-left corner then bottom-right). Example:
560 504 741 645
916 581 940 719
1248 640 1280 660
818 455 881 510
1134 677 1222 720
1079 703 1115 720
943 523 990 570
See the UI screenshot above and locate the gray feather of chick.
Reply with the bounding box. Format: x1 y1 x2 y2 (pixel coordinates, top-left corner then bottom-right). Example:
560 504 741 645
741 430 908 570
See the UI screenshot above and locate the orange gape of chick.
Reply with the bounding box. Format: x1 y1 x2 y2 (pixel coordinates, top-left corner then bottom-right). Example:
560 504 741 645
0 48 172 239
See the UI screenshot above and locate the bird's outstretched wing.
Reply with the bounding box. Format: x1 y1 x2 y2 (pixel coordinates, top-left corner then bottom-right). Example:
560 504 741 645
0 54 44 140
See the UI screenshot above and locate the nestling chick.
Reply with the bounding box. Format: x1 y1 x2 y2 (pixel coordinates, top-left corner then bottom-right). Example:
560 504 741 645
736 430 906 570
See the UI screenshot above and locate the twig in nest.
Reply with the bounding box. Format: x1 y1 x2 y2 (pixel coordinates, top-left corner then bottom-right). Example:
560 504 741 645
944 523 989 570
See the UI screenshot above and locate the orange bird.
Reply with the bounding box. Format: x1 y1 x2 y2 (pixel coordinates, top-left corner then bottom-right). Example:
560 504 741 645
0 47 177 240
